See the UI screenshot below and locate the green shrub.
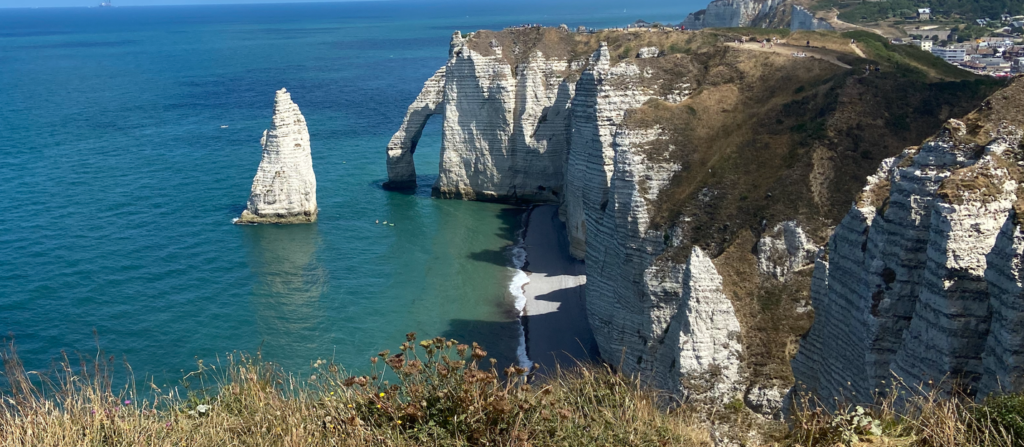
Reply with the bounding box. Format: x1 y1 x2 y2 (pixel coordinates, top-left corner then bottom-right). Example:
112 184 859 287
975 393 1024 443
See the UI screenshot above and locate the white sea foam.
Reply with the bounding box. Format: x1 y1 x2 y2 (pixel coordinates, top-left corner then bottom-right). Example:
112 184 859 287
231 217 240 224
509 210 532 370
509 245 529 315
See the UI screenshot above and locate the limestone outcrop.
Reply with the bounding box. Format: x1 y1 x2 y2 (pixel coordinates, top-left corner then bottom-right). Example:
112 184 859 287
237 88 317 225
756 221 818 281
681 0 783 30
385 27 1005 407
790 5 835 31
583 125 743 399
791 113 1024 405
383 68 445 190
385 31 572 203
564 43 655 259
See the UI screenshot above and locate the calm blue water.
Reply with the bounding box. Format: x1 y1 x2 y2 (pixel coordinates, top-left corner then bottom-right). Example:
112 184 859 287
0 0 699 384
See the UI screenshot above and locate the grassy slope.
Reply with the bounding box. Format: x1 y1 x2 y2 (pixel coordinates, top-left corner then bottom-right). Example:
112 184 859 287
616 30 1002 386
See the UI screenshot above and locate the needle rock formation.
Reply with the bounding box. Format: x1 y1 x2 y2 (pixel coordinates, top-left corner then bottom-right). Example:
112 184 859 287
237 88 318 225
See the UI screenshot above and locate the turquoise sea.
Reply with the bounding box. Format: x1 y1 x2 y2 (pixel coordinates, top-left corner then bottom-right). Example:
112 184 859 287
0 0 698 384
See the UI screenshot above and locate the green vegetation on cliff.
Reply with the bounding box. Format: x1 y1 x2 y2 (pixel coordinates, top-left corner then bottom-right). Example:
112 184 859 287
813 0 1023 23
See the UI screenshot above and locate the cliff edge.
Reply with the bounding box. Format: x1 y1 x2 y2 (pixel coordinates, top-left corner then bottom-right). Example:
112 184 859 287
385 26 1002 411
792 78 1024 406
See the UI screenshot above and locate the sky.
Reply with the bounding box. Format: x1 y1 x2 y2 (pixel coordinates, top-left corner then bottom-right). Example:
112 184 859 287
0 0 382 8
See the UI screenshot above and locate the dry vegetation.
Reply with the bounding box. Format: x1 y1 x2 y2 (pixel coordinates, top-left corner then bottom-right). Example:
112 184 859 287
615 36 1002 387
0 335 712 447
455 26 1009 401
7 334 1024 447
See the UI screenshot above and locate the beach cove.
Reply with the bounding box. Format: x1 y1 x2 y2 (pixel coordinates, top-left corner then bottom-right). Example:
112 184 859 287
0 0 696 384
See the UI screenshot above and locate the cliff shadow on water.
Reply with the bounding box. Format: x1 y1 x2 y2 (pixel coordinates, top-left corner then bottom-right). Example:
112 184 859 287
467 206 527 269
242 223 328 365
376 187 531 370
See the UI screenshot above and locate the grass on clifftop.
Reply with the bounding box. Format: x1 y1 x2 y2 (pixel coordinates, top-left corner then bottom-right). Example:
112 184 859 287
7 333 1024 446
0 334 711 447
618 39 1002 387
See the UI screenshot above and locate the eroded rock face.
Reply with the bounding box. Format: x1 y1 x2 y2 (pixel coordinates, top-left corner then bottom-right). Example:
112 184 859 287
385 33 571 202
757 221 818 280
583 126 743 400
435 33 517 200
682 0 783 30
745 385 786 419
791 122 1024 406
237 88 317 225
564 43 654 259
790 5 835 31
507 52 574 203
637 46 660 58
386 31 741 401
383 68 446 190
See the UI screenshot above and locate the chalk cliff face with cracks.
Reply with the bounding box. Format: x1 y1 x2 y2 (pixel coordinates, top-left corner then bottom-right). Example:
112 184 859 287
384 31 573 203
384 29 744 399
386 27 1010 408
792 81 1024 405
238 88 318 225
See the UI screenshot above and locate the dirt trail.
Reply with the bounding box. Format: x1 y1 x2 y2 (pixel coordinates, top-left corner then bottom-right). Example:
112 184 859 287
725 41 852 69
850 43 866 58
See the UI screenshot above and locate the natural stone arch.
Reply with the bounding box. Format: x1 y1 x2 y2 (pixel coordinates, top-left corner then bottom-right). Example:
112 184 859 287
383 67 446 190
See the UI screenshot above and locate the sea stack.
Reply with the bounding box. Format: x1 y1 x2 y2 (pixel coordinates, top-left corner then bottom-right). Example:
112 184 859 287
236 88 317 225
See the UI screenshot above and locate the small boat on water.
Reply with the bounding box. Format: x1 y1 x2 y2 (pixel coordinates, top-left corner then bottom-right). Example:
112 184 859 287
221 125 229 128
99 1 113 7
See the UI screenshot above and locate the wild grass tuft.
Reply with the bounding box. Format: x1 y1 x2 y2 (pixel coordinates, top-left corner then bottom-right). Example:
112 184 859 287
789 376 1021 447
0 334 710 446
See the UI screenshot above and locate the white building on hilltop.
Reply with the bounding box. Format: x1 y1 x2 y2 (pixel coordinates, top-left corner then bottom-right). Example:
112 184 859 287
931 46 967 63
913 40 933 51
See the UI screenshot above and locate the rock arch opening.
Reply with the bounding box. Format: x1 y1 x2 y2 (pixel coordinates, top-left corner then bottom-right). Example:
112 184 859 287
383 68 446 191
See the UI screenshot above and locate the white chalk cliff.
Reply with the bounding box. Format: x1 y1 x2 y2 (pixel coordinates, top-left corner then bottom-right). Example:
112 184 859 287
385 32 572 203
790 5 835 31
384 33 743 398
384 68 446 190
791 120 1024 405
565 42 656 260
237 88 317 225
681 0 783 30
386 28 1024 412
584 125 743 398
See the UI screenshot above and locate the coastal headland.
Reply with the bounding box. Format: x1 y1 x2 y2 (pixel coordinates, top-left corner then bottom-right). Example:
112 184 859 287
384 21 1006 415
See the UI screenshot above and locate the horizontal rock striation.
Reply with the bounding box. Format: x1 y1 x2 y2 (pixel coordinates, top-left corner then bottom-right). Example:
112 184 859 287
385 32 572 202
387 27 1005 406
583 125 743 399
791 115 1024 406
564 43 655 260
383 68 446 190
386 30 738 397
237 88 317 225
682 0 783 30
